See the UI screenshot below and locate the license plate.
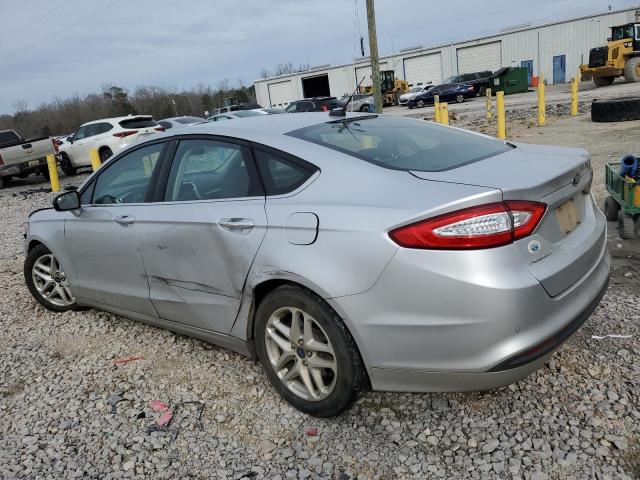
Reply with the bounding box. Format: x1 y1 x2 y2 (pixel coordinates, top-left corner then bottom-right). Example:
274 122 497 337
28 160 40 167
556 199 578 234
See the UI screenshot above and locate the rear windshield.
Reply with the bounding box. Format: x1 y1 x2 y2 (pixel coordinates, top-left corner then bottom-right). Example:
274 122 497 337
175 116 205 124
233 110 262 118
286 115 512 172
0 130 20 147
119 117 158 128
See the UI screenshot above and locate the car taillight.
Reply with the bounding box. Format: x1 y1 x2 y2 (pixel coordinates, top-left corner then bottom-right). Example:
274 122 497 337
0 153 4 165
155 127 165 132
468 86 475 91
52 138 59 153
389 201 546 250
113 130 138 138
321 105 328 111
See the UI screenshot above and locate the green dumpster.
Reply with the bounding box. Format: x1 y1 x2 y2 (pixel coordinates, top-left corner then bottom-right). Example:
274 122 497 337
491 67 528 95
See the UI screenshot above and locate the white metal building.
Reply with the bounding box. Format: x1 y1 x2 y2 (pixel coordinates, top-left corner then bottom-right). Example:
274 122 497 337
254 7 639 108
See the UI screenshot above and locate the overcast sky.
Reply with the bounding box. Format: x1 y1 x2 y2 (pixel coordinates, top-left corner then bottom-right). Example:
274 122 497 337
1 0 637 114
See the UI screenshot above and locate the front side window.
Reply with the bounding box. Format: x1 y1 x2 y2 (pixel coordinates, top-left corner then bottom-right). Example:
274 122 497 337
287 115 512 172
73 126 87 140
92 143 163 204
254 149 317 195
164 139 262 201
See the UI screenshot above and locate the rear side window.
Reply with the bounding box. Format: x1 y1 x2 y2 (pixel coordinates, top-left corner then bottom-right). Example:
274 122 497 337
254 149 317 195
119 118 158 129
287 115 512 172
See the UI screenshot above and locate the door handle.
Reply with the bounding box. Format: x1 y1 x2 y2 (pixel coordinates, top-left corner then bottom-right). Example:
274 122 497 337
219 217 254 233
114 215 135 226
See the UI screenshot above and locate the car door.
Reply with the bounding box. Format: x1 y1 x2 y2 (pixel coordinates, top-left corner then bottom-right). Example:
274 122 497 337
66 126 88 165
137 137 267 334
64 141 168 316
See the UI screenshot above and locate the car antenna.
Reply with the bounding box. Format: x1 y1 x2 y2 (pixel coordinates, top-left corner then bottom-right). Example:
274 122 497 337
330 76 366 117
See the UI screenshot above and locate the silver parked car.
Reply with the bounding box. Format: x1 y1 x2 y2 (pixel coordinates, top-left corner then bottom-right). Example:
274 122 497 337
23 113 609 417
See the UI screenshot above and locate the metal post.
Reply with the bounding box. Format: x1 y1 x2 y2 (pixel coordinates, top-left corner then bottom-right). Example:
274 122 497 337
90 149 102 172
486 88 493 120
46 154 60 192
366 0 383 113
439 103 449 125
496 91 506 139
570 77 578 116
434 95 440 123
537 74 546 126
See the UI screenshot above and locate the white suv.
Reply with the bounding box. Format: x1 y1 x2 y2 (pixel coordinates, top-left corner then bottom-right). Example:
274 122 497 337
58 115 162 175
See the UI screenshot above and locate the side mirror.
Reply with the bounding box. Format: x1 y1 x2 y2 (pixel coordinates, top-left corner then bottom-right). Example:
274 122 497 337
68 136 74 144
53 190 81 211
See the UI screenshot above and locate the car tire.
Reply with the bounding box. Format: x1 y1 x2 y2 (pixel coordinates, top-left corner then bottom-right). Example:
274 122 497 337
254 284 367 417
408 104 414 109
591 96 640 122
0 176 7 189
593 76 615 87
417 100 425 108
623 57 640 83
60 153 77 176
456 94 465 103
618 214 637 239
24 244 80 313
99 148 113 163
360 104 370 112
40 166 50 181
604 196 620 221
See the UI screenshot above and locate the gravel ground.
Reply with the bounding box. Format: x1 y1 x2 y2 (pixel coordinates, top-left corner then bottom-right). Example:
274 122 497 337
1 106 639 479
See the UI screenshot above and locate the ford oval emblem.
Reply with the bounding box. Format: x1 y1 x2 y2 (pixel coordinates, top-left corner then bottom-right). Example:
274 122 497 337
572 174 580 186
527 240 541 254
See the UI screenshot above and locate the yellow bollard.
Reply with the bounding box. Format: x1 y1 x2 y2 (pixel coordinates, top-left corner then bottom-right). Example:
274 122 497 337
439 102 449 125
486 88 493 120
570 77 578 116
434 95 440 123
496 91 506 139
90 149 102 172
46 154 60 193
537 74 546 126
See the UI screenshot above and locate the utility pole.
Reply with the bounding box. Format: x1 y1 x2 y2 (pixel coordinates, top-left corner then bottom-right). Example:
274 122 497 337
366 0 383 113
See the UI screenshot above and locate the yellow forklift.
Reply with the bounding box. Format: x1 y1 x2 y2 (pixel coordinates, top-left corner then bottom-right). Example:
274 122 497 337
580 22 640 86
359 70 409 106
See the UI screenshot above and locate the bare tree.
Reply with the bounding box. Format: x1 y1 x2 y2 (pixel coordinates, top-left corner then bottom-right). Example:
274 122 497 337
13 100 28 114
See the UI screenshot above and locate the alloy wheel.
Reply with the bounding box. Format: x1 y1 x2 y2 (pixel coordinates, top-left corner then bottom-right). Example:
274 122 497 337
417 100 425 108
264 306 337 401
456 94 464 103
31 254 74 307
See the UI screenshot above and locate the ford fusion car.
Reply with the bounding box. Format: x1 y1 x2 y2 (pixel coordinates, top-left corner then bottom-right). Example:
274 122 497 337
23 113 609 417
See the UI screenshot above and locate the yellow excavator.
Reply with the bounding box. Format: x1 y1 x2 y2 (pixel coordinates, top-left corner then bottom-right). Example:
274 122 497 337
358 70 409 106
580 22 640 86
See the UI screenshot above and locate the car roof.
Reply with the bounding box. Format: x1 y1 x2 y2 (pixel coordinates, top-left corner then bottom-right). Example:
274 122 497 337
153 112 374 141
81 115 152 127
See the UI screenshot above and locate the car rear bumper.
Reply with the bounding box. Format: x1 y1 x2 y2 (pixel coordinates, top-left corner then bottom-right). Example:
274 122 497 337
0 157 48 178
329 230 609 392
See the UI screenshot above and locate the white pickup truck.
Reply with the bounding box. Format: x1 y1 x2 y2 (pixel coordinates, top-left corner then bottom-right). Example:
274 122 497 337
0 129 57 188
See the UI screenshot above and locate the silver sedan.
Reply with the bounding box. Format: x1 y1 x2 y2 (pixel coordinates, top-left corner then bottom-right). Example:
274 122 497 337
23 113 609 417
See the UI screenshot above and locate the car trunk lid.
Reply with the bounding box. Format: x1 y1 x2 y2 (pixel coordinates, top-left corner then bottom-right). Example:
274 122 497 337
410 142 604 297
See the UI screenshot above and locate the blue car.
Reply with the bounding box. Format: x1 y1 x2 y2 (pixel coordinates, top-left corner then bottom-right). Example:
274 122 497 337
407 83 475 109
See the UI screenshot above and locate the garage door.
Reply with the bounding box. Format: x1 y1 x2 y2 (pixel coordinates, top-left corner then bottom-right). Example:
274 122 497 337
355 62 388 85
457 41 502 74
268 81 293 108
403 53 442 86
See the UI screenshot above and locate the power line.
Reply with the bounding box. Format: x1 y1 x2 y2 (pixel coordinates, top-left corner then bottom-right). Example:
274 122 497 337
0 0 75 42
2 0 122 61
